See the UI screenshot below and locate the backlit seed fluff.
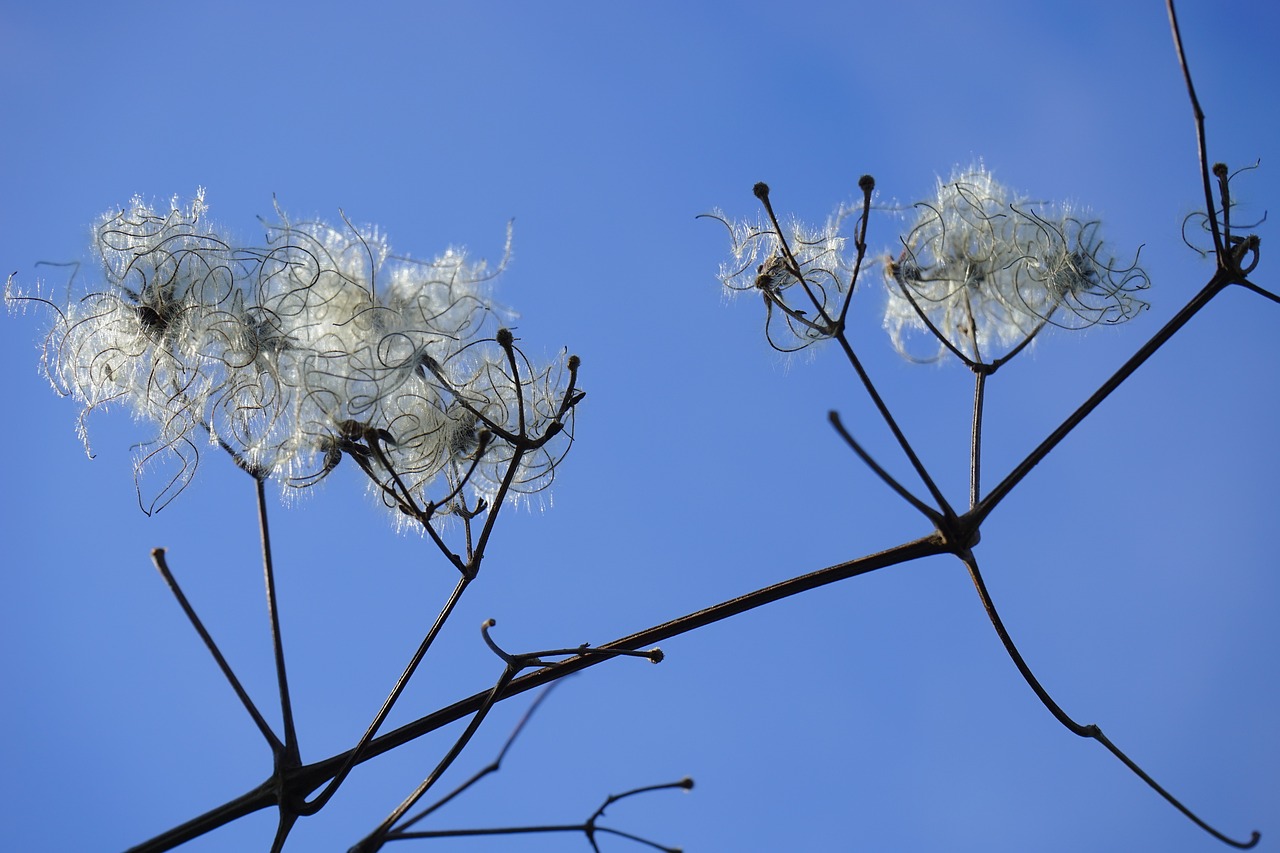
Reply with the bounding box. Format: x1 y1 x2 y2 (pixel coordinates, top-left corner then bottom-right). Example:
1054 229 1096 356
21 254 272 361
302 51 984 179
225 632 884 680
706 205 854 352
6 191 579 520
884 164 1150 365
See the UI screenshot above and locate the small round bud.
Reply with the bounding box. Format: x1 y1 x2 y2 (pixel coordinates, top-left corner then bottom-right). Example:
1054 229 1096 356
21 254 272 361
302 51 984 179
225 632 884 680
496 327 514 348
678 777 694 790
858 174 875 194
1213 162 1229 178
752 182 770 200
568 354 581 370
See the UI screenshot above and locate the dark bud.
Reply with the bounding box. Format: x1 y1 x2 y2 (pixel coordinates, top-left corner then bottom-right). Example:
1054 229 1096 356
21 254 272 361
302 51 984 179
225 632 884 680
678 777 695 790
858 174 876 194
496 327 514 348
752 182 770 200
137 305 166 334
568 354 581 370
1213 162 1229 178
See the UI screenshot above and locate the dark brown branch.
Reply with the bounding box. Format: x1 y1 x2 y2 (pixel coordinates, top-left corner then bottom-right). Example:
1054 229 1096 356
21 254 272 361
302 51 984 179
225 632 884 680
126 535 945 852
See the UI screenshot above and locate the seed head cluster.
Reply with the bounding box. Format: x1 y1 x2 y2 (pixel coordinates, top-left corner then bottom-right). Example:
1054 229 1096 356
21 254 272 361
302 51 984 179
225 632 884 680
7 191 579 520
709 164 1149 365
706 203 853 352
885 164 1150 364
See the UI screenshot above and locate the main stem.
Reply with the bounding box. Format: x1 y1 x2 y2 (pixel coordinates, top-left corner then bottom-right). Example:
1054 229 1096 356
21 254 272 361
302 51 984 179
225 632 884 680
126 535 945 852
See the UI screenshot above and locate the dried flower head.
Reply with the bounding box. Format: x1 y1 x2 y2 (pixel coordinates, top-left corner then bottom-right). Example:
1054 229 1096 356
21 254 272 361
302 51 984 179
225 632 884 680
884 164 1149 366
7 192 581 521
705 200 854 352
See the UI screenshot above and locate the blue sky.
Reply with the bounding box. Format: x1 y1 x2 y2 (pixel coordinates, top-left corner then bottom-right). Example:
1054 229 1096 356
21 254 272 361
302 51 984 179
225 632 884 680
1 2 1276 851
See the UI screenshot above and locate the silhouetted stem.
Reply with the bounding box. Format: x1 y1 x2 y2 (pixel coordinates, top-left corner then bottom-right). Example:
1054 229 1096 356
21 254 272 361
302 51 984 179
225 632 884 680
150 548 281 753
970 372 986 511
303 573 471 813
828 411 940 524
127 535 945 851
390 778 692 852
357 666 518 852
1239 280 1279 304
834 334 956 522
257 478 299 765
1166 0 1224 263
960 551 1258 849
974 269 1230 526
394 684 562 833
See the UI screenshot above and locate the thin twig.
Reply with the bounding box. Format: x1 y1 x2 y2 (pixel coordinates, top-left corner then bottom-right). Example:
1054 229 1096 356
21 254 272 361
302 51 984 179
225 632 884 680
973 269 1231 526
127 535 946 852
1166 0 1224 263
834 333 957 523
388 778 692 852
828 411 942 524
303 573 472 813
149 548 282 752
959 550 1258 848
257 478 300 765
354 665 519 852
970 372 986 511
394 683 564 833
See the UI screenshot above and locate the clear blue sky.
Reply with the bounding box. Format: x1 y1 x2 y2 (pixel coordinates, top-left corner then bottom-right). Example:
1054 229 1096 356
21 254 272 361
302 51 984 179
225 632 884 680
2 2 1276 851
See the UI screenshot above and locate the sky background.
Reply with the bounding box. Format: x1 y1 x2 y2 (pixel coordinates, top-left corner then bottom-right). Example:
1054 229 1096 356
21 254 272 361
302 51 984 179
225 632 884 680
1 1 1277 851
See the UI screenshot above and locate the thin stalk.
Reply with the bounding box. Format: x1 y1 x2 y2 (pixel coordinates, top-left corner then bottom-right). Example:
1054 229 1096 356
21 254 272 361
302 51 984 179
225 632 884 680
970 371 986 511
466 448 526 571
303 573 472 813
836 175 876 328
974 270 1230 526
129 535 946 851
1166 0 1224 263
294 534 945 787
828 411 941 525
1239 281 1280 304
357 667 519 852
257 478 299 764
834 333 956 522
395 684 561 833
150 548 282 753
960 551 1257 849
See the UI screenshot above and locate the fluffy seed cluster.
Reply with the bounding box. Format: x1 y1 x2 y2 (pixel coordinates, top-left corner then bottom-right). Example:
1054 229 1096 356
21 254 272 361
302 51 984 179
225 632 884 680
7 191 579 520
708 164 1149 365
885 165 1150 364
705 204 853 352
